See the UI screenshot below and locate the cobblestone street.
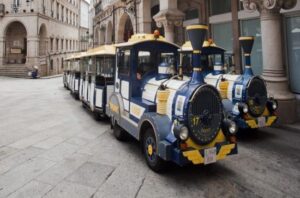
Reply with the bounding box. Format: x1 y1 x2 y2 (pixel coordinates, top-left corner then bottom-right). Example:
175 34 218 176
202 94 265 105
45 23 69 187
0 76 299 198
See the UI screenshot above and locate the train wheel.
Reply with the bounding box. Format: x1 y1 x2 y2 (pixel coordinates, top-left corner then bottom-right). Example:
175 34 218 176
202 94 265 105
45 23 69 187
142 128 166 172
112 120 128 141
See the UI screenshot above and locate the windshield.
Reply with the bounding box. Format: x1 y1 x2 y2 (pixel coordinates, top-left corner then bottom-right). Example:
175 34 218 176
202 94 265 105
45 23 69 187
96 56 114 77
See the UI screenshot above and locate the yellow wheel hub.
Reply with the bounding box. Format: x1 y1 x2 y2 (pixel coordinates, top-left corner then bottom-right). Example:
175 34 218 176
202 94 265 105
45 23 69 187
147 144 153 156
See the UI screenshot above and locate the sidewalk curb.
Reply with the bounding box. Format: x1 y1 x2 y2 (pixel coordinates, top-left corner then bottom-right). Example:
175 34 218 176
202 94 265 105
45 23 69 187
40 74 63 79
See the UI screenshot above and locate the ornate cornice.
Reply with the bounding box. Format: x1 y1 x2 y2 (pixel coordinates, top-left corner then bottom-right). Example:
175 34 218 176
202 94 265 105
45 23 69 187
242 0 297 12
153 9 185 28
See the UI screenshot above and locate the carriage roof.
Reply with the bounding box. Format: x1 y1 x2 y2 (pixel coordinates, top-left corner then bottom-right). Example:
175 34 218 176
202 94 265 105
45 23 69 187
115 34 179 48
81 45 116 58
179 41 225 55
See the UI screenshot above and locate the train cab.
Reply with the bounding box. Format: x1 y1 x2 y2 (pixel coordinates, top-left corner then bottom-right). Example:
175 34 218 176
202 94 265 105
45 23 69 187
107 27 238 172
80 45 115 119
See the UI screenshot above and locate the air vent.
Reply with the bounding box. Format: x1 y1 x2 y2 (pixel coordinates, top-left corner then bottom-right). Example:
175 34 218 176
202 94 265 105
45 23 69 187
0 4 5 17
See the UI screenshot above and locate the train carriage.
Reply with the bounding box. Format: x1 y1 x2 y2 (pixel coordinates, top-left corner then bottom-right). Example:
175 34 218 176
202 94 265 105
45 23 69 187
107 26 238 172
80 45 116 119
63 55 73 89
179 37 278 130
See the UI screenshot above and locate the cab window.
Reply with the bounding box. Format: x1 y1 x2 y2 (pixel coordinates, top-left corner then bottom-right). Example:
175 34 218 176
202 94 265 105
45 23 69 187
137 51 153 77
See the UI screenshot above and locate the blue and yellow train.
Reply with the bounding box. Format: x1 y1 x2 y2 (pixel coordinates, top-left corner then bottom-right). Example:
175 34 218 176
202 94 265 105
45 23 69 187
62 25 281 171
179 37 278 131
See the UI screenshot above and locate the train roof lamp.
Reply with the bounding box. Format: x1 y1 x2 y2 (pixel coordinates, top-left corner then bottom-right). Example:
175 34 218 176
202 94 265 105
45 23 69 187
186 25 208 84
240 36 255 76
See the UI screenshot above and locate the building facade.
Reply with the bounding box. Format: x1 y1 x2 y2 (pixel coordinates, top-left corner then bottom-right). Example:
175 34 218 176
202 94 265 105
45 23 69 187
92 0 299 123
0 0 82 77
79 0 89 51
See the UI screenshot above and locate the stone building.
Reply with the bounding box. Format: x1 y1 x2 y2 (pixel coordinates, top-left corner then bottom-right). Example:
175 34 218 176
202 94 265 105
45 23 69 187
0 0 84 77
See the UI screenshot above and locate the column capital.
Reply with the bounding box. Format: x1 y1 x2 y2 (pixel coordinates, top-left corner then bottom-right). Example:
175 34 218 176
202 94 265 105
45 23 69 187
153 9 185 29
241 0 297 13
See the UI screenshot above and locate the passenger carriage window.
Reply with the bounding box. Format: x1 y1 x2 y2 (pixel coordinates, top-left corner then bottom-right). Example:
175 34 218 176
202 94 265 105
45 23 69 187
117 49 130 76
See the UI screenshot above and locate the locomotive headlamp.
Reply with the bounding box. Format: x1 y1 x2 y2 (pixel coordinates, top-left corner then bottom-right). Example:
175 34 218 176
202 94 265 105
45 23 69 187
223 119 237 135
229 121 237 134
267 99 278 111
238 103 248 114
174 124 189 141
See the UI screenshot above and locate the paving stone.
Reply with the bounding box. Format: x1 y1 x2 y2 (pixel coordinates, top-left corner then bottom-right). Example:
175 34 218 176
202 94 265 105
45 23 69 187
93 159 148 198
66 137 90 146
36 153 90 186
42 181 95 198
33 136 66 150
37 142 80 162
7 180 53 198
0 146 19 161
66 162 115 188
0 157 56 197
0 147 44 175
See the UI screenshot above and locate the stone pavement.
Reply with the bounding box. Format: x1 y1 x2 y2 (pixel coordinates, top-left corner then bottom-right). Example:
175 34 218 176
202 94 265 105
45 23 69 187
0 76 299 198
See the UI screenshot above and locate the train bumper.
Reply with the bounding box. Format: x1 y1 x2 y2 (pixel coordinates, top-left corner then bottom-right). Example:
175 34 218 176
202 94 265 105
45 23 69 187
167 142 237 166
236 116 277 129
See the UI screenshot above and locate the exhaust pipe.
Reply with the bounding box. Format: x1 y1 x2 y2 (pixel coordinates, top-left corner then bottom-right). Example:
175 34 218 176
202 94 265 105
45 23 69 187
239 36 254 76
186 25 208 84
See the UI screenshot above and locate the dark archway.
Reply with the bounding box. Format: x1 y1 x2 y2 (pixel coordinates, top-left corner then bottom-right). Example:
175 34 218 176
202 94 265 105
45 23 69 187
117 13 134 43
5 21 27 64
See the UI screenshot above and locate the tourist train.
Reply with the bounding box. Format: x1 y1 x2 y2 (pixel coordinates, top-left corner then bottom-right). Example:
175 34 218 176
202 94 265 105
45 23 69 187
63 25 238 171
179 37 278 130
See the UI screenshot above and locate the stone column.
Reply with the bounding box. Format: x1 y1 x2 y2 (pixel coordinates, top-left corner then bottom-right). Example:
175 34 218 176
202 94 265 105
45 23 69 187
26 36 39 68
242 0 297 123
138 0 152 33
153 0 184 43
0 37 5 66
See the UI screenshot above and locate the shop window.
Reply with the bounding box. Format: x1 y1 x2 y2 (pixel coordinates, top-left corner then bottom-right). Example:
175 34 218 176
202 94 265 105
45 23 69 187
240 19 262 75
212 22 233 54
286 16 300 93
210 0 231 16
185 9 199 20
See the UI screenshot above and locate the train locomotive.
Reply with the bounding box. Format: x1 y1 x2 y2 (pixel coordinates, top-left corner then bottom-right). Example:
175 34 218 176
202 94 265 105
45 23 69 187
107 25 238 171
179 37 278 130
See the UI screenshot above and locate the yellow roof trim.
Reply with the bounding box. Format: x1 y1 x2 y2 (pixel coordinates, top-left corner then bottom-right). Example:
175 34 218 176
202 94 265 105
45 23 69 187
82 45 116 57
179 41 225 52
115 33 179 48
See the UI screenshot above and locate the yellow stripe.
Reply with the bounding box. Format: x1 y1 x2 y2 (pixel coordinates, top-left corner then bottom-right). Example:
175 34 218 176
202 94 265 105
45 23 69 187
193 68 202 72
239 36 254 40
186 25 208 30
193 50 201 54
216 144 236 160
266 116 277 126
246 120 258 128
182 150 204 165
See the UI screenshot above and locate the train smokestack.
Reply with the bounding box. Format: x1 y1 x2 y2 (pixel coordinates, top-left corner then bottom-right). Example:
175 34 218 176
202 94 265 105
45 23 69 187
239 36 255 76
186 24 208 84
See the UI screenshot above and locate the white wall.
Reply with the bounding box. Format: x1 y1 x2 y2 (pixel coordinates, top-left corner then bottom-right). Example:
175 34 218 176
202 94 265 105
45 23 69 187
80 0 89 29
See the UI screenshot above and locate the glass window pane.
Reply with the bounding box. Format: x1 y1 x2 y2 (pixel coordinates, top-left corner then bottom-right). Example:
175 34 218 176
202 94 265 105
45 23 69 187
286 16 300 93
212 22 233 54
210 0 231 15
241 18 263 75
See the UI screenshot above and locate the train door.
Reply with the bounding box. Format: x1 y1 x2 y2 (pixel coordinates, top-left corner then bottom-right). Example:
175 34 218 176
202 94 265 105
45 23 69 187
115 48 131 114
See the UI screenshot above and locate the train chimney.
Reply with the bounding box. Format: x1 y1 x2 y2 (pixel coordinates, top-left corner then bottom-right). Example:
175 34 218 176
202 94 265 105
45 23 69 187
186 24 208 84
239 36 255 76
